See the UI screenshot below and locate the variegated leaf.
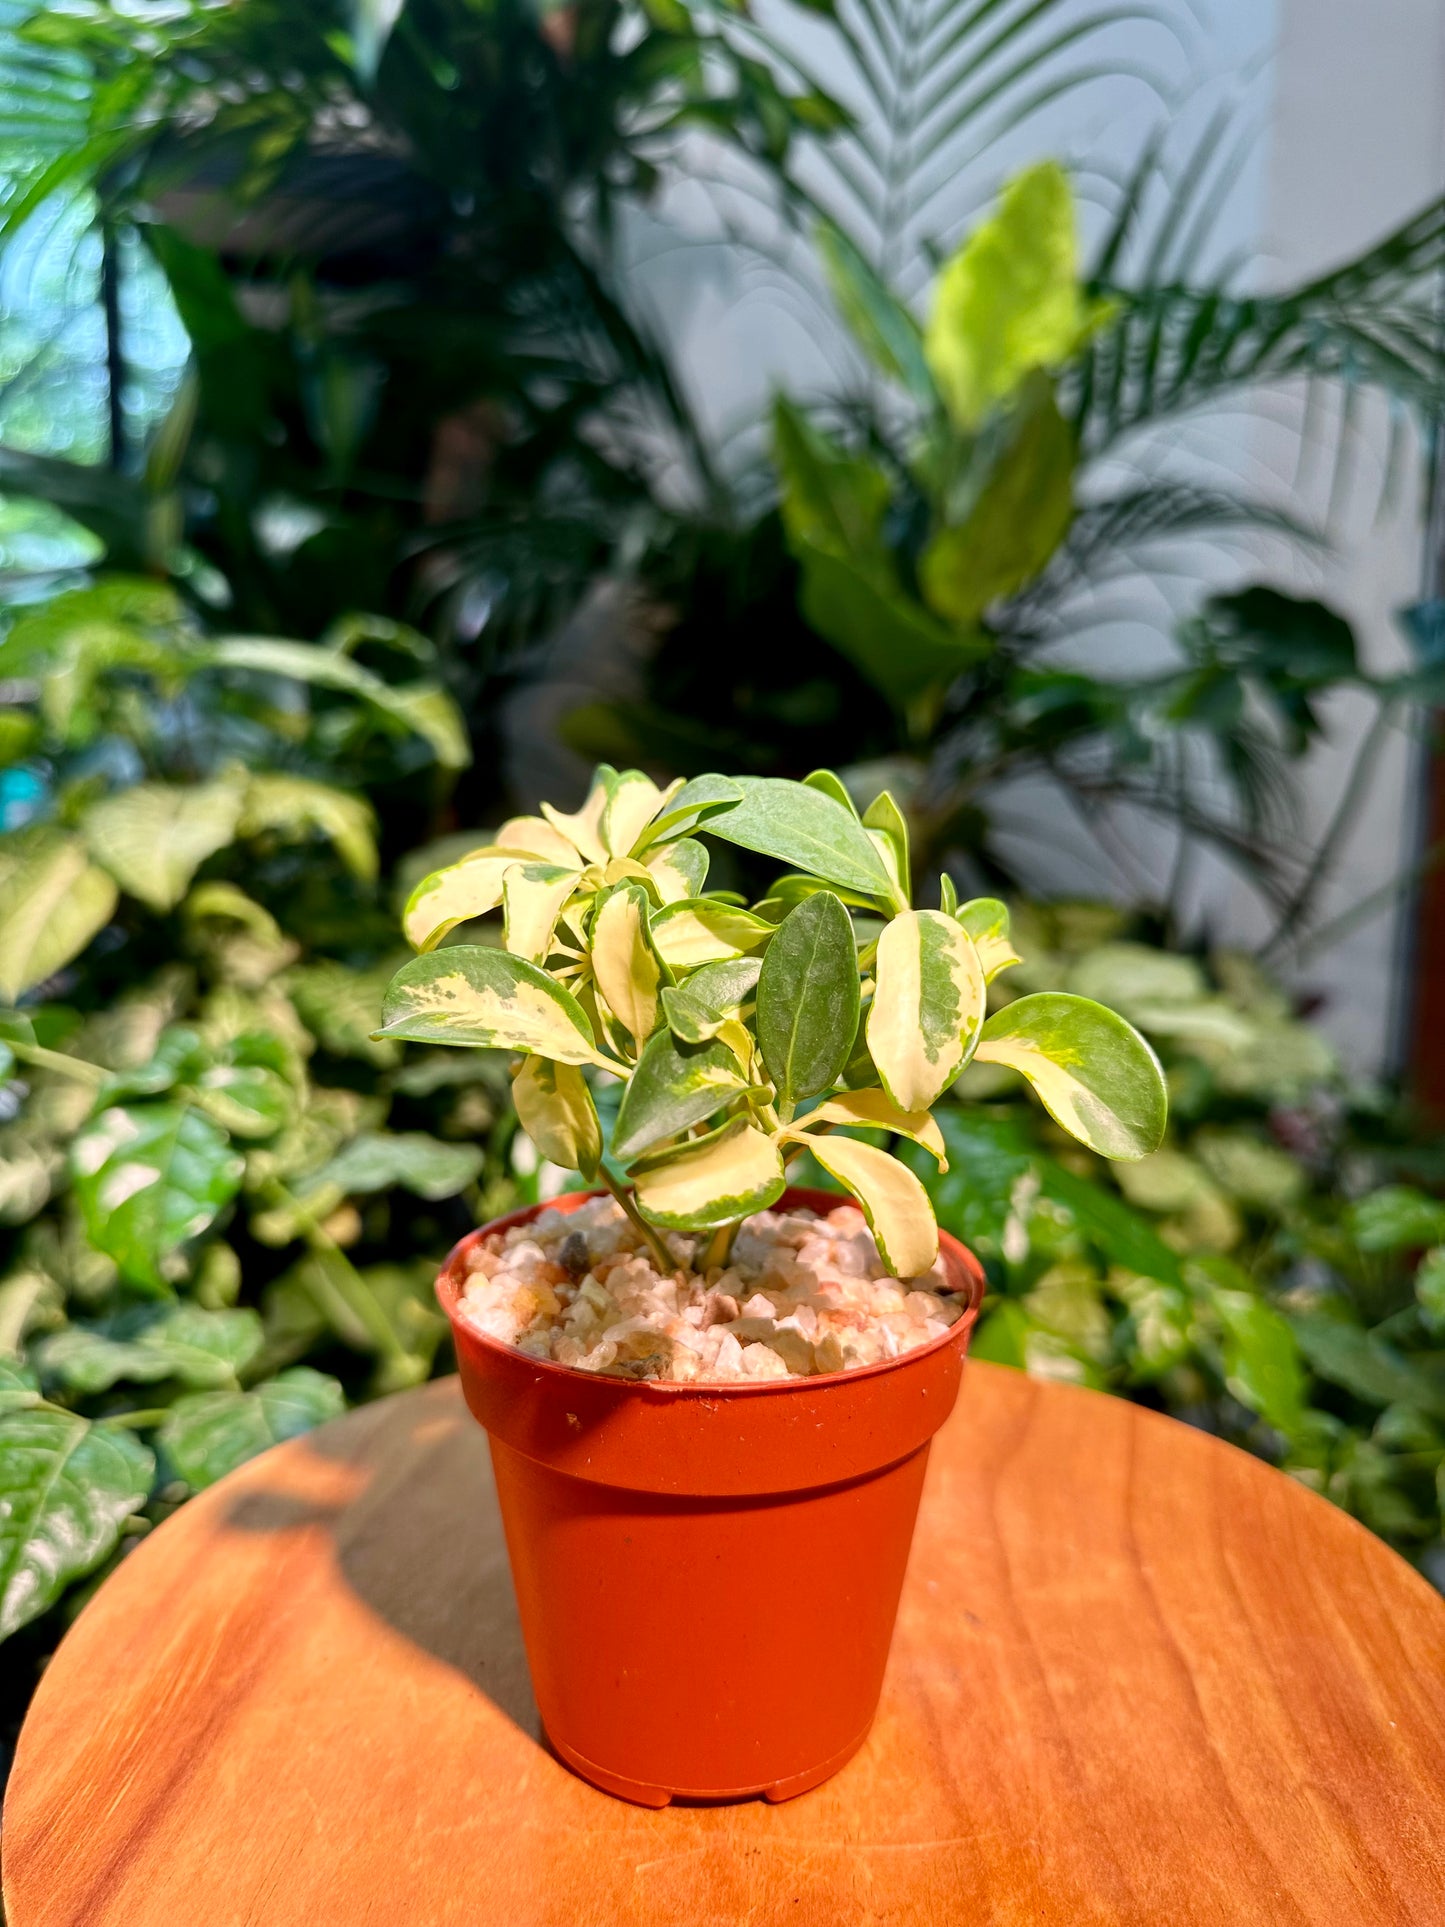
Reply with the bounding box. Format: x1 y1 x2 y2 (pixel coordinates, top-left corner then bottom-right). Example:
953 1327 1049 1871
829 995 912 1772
591 885 663 1048
612 1030 751 1163
661 956 762 1044
784 1089 946 1166
495 815 581 867
540 766 615 866
503 862 577 964
636 773 743 849
806 1135 938 1277
955 897 1020 981
646 838 709 904
651 898 775 969
513 1056 601 1178
403 847 544 952
376 947 602 1064
632 1118 785 1230
974 992 1167 1160
601 771 679 858
868 910 986 1111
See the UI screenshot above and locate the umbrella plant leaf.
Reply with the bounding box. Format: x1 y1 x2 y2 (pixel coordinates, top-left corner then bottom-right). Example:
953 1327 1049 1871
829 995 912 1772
402 848 528 951
698 775 899 904
158 1367 346 1490
786 1088 946 1165
632 1117 785 1230
805 1134 938 1278
802 768 859 814
637 773 743 847
375 947 601 1063
861 789 910 902
974 992 1167 1160
591 884 664 1047
0 826 119 1001
651 898 776 969
612 1030 752 1163
502 862 577 965
0 1410 154 1639
645 837 709 903
540 766 615 866
600 770 678 858
755 890 859 1106
513 1056 602 1180
494 816 581 867
868 909 987 1112
71 1102 246 1294
955 897 1021 981
661 956 762 1044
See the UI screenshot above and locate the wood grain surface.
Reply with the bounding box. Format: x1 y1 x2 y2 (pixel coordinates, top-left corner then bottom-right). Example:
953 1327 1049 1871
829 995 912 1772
7 1361 1445 1926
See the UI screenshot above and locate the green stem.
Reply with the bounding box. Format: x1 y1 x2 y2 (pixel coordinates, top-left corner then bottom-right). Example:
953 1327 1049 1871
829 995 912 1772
10 1042 106 1086
262 1179 409 1364
599 1167 677 1273
104 1407 171 1430
701 1221 742 1270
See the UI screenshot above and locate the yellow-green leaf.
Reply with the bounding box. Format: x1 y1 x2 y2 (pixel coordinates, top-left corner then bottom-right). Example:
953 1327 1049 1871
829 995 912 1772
83 779 244 912
868 909 986 1111
805 1135 938 1277
633 1117 785 1230
974 992 1167 1160
541 766 614 866
646 838 709 904
494 815 580 867
591 884 662 1047
955 897 1020 981
513 1056 601 1179
651 898 775 969
402 847 539 952
503 863 577 965
601 770 678 858
862 789 910 902
785 1089 946 1166
0 828 118 1001
376 947 601 1064
240 773 377 882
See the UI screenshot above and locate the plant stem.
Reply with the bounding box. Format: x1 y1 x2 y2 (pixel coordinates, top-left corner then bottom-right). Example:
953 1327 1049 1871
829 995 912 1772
105 1408 171 1430
262 1179 409 1366
701 1221 741 1271
599 1167 677 1273
9 1042 106 1087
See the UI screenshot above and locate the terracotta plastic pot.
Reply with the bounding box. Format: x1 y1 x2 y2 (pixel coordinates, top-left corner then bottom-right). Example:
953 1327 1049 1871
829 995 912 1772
436 1186 985 1807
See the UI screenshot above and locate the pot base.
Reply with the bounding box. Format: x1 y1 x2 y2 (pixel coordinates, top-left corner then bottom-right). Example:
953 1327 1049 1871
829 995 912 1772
547 1723 873 1807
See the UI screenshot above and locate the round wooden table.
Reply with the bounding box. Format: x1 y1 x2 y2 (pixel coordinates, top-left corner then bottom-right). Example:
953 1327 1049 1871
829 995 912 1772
8 1362 1445 1926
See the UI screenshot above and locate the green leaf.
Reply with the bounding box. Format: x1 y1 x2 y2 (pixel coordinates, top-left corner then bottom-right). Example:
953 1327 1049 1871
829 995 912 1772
1416 1248 1445 1335
1211 1287 1306 1436
33 1305 264 1395
815 218 934 400
612 1030 752 1163
806 1134 938 1277
632 1118 785 1230
650 898 776 969
0 1410 153 1639
208 637 469 768
194 1062 293 1139
925 160 1106 428
158 1367 346 1490
82 780 244 912
755 891 859 1106
975 993 1167 1160
0 1360 42 1414
919 376 1075 623
310 1131 485 1201
868 909 986 1111
1290 1313 1445 1420
862 790 910 902
699 775 898 904
239 773 378 882
802 769 858 814
955 897 1020 980
661 956 762 1044
513 1057 601 1179
1349 1187 1445 1253
376 947 601 1063
637 774 744 847
70 1102 246 1293
0 827 118 1000
969 1300 1032 1369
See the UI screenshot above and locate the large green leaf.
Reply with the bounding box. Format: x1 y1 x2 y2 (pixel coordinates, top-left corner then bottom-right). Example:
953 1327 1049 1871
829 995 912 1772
375 947 602 1063
919 376 1076 623
868 909 986 1111
82 780 245 912
755 891 859 1107
975 993 1167 1160
612 1030 751 1163
0 1409 153 1639
158 1367 345 1490
699 775 899 904
34 1305 264 1395
70 1102 246 1293
1210 1287 1306 1437
1348 1187 1445 1253
925 161 1105 428
0 827 118 1000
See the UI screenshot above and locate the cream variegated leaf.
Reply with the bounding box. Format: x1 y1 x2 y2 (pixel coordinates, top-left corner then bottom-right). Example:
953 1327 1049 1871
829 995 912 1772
375 947 603 1064
868 909 986 1112
645 838 709 904
495 815 581 867
540 767 614 866
784 1089 946 1166
513 1056 601 1178
974 993 1167 1160
590 885 663 1047
955 897 1021 981
503 863 578 965
601 771 680 858
804 1135 938 1277
651 899 775 969
632 1118 785 1230
403 847 541 952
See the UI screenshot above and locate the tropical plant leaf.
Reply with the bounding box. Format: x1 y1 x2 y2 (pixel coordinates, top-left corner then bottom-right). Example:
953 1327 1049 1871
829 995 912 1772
645 838 709 903
502 862 578 965
0 1410 154 1639
591 884 664 1047
974 992 1167 1159
239 773 378 882
83 780 245 912
816 217 934 399
0 827 118 1000
158 1367 346 1490
208 637 469 768
513 1056 602 1178
612 1030 752 1163
806 1134 938 1277
868 909 986 1111
375 947 602 1063
650 898 777 969
661 956 764 1045
954 898 1020 979
70 1102 246 1293
632 1117 785 1230
755 890 859 1106
699 773 900 904
33 1305 264 1395
786 1088 946 1164
402 847 536 951
309 1131 485 1201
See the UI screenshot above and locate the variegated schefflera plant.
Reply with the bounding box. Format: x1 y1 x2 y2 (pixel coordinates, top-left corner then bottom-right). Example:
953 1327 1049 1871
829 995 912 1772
376 768 1167 1277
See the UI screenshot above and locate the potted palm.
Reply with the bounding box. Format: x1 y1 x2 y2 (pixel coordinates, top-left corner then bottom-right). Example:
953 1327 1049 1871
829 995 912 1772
377 765 1166 1805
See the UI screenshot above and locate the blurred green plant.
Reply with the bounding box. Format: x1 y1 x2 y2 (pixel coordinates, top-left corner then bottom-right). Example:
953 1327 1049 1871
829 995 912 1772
0 577 538 1763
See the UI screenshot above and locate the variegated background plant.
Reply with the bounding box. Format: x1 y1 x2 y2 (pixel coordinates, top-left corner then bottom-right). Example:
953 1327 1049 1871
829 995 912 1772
380 765 1169 1273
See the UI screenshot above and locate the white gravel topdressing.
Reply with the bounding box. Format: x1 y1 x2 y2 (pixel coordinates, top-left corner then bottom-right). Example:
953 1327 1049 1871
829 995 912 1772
457 1194 968 1382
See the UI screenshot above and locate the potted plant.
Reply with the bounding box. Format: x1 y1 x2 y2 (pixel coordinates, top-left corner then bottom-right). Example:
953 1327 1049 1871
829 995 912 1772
376 765 1166 1805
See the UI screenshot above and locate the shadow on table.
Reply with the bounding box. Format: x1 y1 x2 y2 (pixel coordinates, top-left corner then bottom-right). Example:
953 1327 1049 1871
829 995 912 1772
218 1385 543 1743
